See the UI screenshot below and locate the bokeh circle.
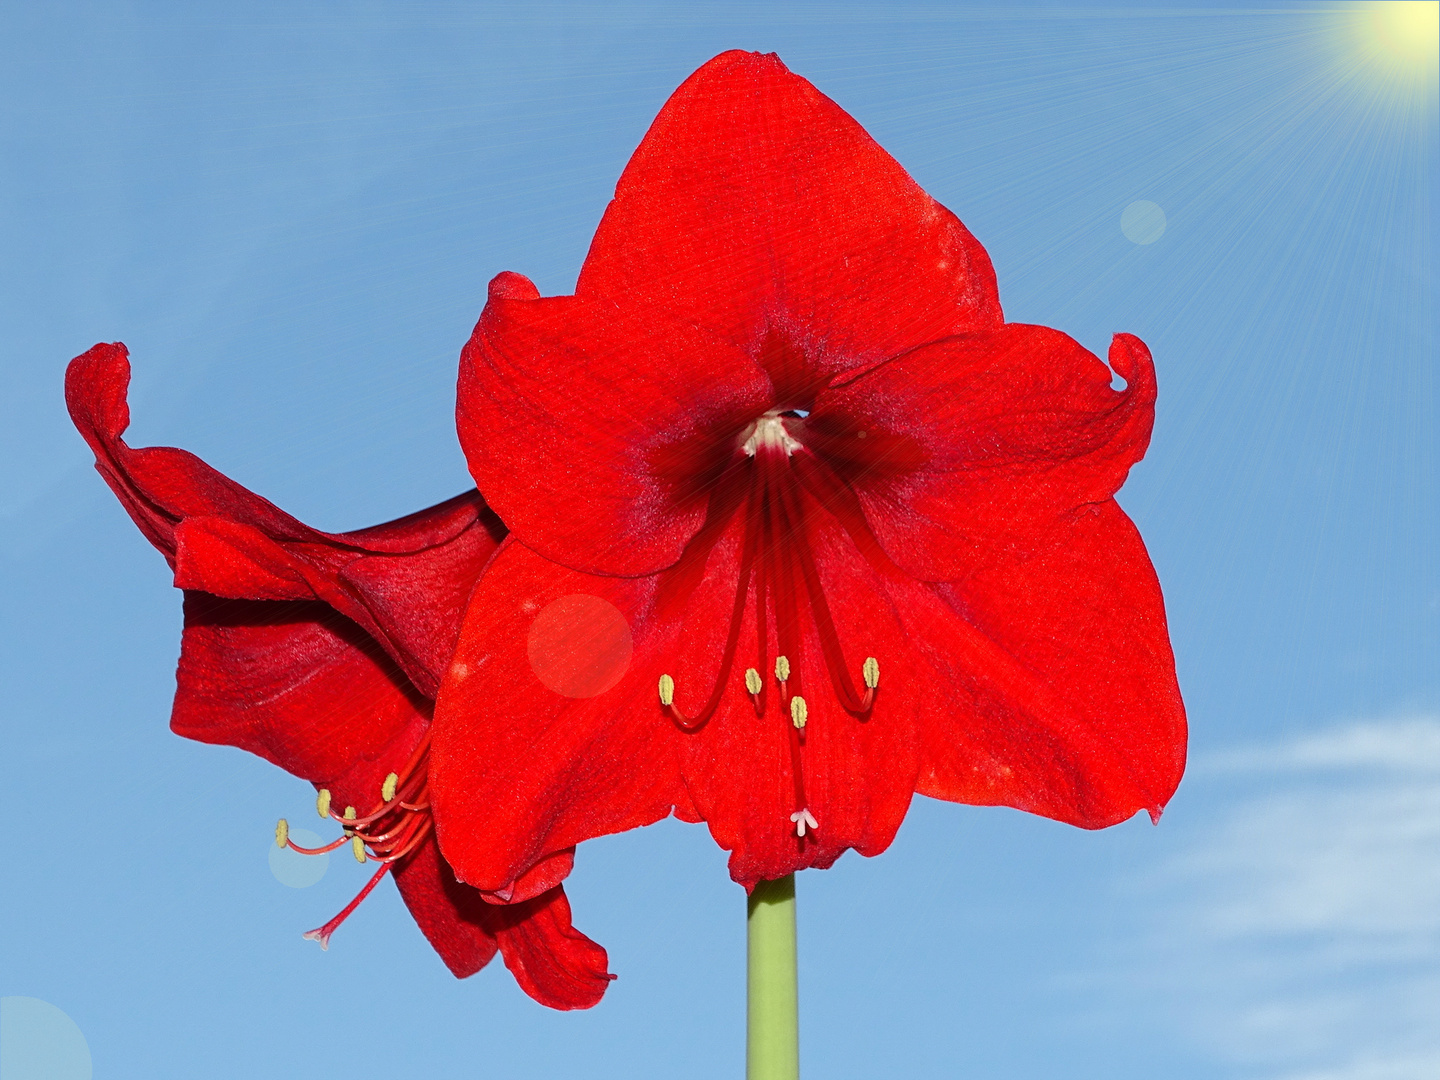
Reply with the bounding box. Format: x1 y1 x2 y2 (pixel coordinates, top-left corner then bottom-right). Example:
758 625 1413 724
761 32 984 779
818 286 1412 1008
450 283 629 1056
268 825 329 888
527 594 633 698
0 997 92 1080
1121 200 1167 244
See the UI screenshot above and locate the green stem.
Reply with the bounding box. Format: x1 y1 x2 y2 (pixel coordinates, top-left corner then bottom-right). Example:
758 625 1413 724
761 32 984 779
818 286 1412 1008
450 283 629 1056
747 873 798 1080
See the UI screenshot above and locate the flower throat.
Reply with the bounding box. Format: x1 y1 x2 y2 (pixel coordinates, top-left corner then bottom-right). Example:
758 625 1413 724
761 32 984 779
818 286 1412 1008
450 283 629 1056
659 409 880 838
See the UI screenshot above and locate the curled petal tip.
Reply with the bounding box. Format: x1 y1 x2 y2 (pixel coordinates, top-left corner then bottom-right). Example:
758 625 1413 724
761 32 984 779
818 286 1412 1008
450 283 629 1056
488 271 540 302
1108 332 1156 397
1147 805 1164 825
64 341 133 441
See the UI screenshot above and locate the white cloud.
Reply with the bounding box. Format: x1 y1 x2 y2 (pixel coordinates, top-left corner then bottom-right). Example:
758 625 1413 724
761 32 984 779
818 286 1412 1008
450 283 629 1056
1203 717 1440 777
1134 717 1440 1077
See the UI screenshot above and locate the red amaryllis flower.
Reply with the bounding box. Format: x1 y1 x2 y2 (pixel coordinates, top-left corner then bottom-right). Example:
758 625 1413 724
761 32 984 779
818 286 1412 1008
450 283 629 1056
433 50 1187 892
66 342 613 1010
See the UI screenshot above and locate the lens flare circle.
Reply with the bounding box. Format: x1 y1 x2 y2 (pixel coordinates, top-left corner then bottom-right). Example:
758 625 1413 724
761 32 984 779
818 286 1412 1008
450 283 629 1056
527 594 634 698
269 825 329 888
1121 201 1167 245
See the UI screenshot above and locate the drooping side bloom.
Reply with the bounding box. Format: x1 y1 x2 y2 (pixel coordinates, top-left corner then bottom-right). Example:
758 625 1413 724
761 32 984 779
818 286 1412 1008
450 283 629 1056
431 51 1187 892
67 342 613 1009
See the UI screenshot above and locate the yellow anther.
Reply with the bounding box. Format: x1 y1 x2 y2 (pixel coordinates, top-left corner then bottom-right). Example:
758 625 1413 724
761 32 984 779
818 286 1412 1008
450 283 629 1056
351 836 367 864
343 806 356 820
658 673 676 707
745 668 763 695
381 772 398 802
863 657 879 689
775 656 791 682
315 788 331 819
275 818 289 849
790 696 808 729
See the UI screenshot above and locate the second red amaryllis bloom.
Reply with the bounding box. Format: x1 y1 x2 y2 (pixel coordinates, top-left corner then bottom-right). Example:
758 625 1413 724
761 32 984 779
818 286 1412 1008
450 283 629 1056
67 343 613 1009
434 51 1187 891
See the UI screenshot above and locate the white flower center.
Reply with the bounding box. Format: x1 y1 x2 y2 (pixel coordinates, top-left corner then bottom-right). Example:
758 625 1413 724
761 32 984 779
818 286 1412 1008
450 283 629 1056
742 413 802 457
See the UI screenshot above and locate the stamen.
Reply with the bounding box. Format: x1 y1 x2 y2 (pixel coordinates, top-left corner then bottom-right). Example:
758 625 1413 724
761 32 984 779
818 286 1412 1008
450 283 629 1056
775 655 790 683
745 667 763 714
789 808 819 837
790 696 808 730
281 730 437 950
286 835 348 856
856 656 879 710
658 482 763 733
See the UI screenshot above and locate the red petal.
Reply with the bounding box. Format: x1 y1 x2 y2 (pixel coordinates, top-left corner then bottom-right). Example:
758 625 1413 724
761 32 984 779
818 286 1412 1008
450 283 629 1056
430 538 692 893
386 833 613 1008
388 838 612 1009
910 500 1186 826
457 287 770 576
66 342 504 694
817 327 1156 581
388 835 499 978
577 51 1002 367
173 593 427 783
491 886 616 1010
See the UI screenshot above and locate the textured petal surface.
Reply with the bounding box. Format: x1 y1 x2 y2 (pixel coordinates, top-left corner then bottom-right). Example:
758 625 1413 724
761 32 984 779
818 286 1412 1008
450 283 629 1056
490 885 616 1010
458 283 770 576
174 593 427 783
666 490 922 887
432 538 692 893
816 327 1157 581
578 50 1002 364
909 500 1186 825
390 839 612 1009
67 342 504 695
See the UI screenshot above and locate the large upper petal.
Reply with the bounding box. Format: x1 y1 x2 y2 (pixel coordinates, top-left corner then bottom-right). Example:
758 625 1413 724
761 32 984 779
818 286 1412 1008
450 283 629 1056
576 50 1002 367
457 278 771 577
813 327 1156 581
67 342 504 696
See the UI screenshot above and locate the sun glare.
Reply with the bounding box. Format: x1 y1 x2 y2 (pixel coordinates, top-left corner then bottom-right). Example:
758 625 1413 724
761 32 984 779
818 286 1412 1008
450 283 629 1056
1359 1 1440 67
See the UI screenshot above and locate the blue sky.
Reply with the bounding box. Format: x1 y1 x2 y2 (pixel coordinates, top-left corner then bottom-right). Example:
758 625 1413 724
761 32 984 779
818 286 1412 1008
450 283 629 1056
2 3 1435 1078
